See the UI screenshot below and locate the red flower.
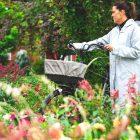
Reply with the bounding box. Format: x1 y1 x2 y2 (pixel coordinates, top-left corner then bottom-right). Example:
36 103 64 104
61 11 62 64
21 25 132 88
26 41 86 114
35 84 41 92
110 89 119 100
38 116 45 123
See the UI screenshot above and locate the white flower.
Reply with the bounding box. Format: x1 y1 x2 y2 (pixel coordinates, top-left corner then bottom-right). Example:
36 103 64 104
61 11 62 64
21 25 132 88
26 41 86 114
79 122 91 132
19 110 25 116
53 122 61 129
5 85 12 96
1 83 7 91
41 76 50 84
3 114 10 120
12 87 21 98
17 49 27 56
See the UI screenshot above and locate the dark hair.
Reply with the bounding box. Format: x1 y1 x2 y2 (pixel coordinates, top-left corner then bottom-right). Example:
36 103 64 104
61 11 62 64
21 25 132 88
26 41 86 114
113 1 136 19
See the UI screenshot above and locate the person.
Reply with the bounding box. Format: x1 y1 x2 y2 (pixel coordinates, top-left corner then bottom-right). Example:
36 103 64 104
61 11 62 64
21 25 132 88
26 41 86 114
70 1 140 107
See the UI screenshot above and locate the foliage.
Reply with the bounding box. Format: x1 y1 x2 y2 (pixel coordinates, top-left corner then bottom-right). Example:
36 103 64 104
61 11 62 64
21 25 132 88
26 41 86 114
0 0 140 83
0 61 26 82
31 57 44 74
0 74 140 139
0 1 25 63
0 26 19 64
0 0 112 84
0 1 140 139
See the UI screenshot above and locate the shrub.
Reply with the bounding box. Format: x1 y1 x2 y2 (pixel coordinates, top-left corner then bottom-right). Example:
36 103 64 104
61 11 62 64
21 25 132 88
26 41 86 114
15 49 30 69
31 58 44 74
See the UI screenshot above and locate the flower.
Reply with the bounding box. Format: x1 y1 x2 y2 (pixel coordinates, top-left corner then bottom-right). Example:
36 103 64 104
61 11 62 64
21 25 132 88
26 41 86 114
128 86 136 94
20 84 29 93
71 122 91 138
113 117 121 128
134 125 140 134
27 127 46 140
128 74 136 84
9 128 28 139
37 116 45 123
12 87 21 98
92 123 106 132
41 75 50 84
19 118 31 131
110 89 119 100
5 85 12 96
10 113 16 121
8 124 14 129
78 80 94 100
126 74 137 106
48 122 63 139
1 83 7 91
3 114 11 121
34 84 41 92
121 115 130 130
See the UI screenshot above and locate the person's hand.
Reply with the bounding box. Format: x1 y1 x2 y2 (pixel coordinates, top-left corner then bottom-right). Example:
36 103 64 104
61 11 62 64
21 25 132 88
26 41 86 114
104 44 113 52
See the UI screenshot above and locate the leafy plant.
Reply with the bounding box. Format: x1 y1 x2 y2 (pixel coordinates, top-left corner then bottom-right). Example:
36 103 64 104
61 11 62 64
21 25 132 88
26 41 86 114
0 26 19 64
0 61 26 82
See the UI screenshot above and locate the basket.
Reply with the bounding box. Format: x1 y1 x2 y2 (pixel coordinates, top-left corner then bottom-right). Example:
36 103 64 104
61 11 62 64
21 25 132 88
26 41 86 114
44 59 87 85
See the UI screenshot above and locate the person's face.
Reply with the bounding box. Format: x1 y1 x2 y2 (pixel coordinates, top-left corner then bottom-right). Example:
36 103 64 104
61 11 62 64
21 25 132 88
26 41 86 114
111 6 126 25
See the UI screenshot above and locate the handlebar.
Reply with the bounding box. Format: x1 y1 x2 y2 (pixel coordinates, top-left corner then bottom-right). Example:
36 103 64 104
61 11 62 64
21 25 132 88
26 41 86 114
60 41 106 61
68 40 105 51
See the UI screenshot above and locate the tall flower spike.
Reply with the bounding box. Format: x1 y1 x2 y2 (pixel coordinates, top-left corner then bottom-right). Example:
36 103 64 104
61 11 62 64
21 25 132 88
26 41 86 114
78 80 94 100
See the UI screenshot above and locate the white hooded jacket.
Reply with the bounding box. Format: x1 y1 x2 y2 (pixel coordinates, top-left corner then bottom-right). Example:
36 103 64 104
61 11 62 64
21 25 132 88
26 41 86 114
73 19 140 105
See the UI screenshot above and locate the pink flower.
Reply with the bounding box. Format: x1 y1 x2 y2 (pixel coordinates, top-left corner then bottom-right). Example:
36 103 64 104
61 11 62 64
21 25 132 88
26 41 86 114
10 113 16 121
128 86 136 94
38 116 45 123
78 80 94 100
9 124 14 129
78 80 91 91
19 118 31 129
9 129 27 140
128 74 136 84
110 89 119 100
126 74 137 106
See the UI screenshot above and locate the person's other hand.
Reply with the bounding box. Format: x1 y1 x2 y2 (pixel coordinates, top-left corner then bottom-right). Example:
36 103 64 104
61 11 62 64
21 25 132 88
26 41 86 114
104 44 113 52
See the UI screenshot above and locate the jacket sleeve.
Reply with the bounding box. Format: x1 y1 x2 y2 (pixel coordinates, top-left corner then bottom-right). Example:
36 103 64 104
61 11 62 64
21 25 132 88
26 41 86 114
112 27 140 59
73 32 110 51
